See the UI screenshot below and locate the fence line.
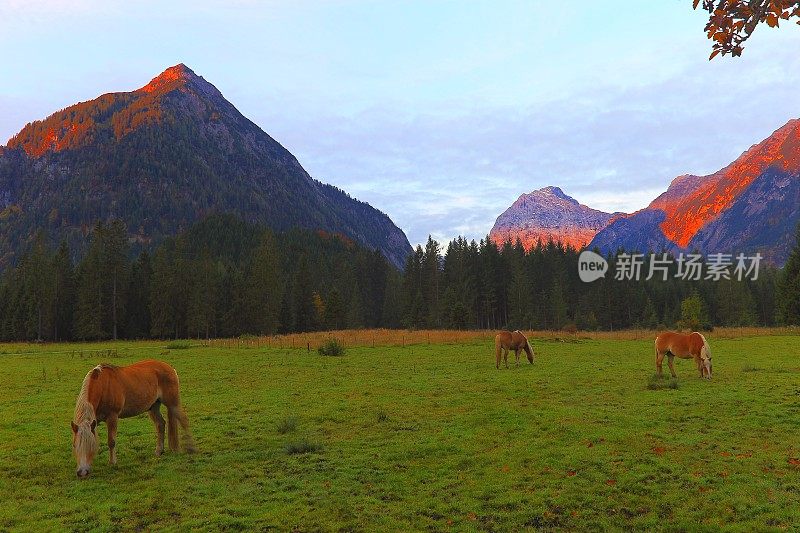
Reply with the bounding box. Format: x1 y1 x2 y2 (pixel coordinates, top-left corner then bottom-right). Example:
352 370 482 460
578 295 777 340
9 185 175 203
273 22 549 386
1 327 795 356
206 326 799 350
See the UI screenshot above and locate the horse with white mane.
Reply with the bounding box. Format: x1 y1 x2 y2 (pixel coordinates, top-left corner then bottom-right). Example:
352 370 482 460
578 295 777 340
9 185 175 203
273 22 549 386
655 331 713 380
71 360 195 478
495 330 535 369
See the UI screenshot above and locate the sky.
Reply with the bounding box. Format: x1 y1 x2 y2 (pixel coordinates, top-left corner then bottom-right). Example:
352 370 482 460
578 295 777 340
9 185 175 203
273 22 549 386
2 0 800 247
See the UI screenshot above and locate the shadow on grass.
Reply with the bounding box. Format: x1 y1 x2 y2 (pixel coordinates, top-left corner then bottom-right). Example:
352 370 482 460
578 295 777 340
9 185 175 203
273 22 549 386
285 439 323 455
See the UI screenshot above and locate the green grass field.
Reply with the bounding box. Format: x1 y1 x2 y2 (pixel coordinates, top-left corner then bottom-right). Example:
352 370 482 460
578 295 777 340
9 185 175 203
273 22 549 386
2 334 800 531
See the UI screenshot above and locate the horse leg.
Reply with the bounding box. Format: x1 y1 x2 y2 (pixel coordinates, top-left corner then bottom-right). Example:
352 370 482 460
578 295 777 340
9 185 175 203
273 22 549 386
667 355 677 378
148 401 166 456
655 349 665 377
107 415 118 465
504 348 509 369
495 343 502 370
514 348 520 367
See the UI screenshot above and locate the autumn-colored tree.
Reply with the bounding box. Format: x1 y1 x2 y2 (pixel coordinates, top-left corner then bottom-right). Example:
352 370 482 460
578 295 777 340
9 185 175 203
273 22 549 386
695 0 800 59
679 292 710 331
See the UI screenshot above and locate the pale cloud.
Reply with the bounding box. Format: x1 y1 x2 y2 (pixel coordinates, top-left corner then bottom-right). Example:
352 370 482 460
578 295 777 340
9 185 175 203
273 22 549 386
257 42 800 247
2 2 800 250
578 188 666 215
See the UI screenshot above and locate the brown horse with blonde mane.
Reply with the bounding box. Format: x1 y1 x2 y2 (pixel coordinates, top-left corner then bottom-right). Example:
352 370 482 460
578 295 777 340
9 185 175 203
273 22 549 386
495 330 535 369
71 360 195 478
655 331 713 380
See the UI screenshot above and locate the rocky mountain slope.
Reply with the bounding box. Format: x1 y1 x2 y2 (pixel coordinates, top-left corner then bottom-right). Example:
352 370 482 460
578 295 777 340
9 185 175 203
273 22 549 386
589 119 800 264
0 64 411 268
489 186 617 250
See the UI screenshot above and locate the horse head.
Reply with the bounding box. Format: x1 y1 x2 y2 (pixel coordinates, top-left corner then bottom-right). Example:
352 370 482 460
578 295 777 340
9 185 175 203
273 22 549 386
701 349 712 379
519 332 534 363
71 419 98 478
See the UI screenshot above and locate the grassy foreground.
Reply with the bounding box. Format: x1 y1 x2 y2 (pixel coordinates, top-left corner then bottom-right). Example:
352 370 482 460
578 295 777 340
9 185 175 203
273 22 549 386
1 334 800 531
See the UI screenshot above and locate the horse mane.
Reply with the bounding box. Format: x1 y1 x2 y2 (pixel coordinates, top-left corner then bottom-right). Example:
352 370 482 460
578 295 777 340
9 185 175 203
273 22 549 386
73 366 100 424
697 333 711 360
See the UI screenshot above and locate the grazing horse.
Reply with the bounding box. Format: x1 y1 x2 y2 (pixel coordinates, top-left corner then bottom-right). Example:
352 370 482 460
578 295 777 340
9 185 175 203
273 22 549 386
495 330 535 369
71 360 195 478
654 331 712 380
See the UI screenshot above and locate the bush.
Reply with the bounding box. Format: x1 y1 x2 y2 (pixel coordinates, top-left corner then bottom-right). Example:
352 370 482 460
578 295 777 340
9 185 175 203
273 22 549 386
166 340 191 350
285 439 322 455
562 323 578 334
318 338 345 356
277 416 298 434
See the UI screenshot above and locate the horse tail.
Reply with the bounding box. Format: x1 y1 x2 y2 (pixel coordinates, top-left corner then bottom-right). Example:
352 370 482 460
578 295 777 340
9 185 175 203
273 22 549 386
494 335 502 368
163 366 197 453
166 406 180 451
167 405 196 453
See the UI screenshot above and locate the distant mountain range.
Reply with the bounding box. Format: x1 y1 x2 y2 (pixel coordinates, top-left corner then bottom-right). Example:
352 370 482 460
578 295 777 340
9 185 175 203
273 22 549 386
491 119 800 265
0 64 411 268
489 186 617 250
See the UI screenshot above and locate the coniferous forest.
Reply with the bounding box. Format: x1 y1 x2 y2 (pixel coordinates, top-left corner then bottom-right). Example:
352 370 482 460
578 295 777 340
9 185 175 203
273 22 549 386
0 214 794 342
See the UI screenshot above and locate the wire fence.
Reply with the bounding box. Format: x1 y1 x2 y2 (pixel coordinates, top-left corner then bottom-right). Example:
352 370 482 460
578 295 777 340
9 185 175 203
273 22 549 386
206 326 800 350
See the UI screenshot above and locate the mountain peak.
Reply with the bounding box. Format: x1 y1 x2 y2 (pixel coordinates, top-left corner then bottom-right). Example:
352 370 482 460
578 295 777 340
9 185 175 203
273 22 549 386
0 64 412 269
139 63 199 94
540 185 565 196
491 186 614 250
647 117 800 248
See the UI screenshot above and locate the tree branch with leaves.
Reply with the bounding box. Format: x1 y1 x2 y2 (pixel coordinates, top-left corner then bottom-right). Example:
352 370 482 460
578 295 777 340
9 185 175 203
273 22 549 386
695 0 800 58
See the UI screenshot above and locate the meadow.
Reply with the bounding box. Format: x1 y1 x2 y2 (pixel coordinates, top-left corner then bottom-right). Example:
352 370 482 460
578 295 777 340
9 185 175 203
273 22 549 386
1 331 800 531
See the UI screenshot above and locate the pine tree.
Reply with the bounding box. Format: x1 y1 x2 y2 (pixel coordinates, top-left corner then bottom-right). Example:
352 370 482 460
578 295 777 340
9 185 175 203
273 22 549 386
641 298 659 329
507 264 530 329
292 255 315 332
149 243 178 339
74 223 106 340
186 249 219 339
21 232 55 341
51 241 75 341
549 279 568 330
379 272 402 328
422 236 441 327
778 223 800 325
325 287 346 330
246 232 282 334
103 220 130 340
347 287 365 329
401 246 425 328
126 251 152 339
278 292 292 334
